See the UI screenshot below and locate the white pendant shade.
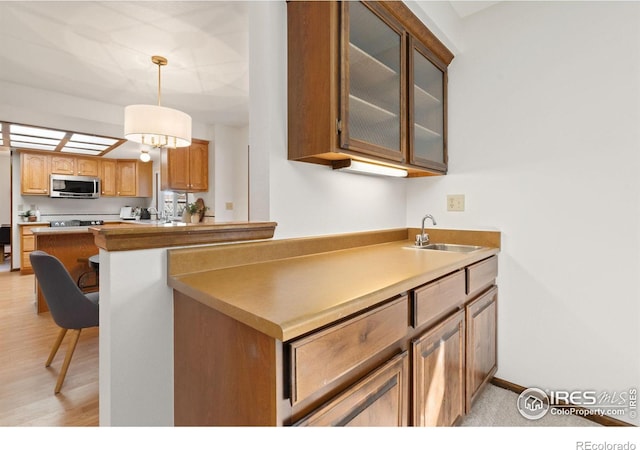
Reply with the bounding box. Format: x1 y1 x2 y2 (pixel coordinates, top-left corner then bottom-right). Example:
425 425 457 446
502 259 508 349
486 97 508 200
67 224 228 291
124 104 192 148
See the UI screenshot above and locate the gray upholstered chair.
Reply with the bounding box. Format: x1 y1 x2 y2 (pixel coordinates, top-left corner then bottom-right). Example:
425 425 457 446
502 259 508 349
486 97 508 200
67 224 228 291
29 250 99 394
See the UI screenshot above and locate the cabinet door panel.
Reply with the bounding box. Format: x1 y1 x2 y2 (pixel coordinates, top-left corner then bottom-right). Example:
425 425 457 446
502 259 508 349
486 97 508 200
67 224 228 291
466 286 498 411
341 1 406 162
116 161 137 196
413 310 465 426
20 153 50 195
50 155 75 175
188 142 209 191
295 351 408 427
100 160 117 196
409 38 447 171
76 157 99 176
168 147 190 190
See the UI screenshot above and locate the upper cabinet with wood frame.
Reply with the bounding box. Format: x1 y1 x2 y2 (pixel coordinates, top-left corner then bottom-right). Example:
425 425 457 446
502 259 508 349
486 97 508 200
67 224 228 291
287 1 454 177
160 139 209 192
19 150 152 197
20 152 50 195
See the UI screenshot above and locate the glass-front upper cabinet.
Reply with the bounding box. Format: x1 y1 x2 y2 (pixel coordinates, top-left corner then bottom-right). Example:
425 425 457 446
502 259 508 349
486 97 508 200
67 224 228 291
341 1 406 163
409 37 447 171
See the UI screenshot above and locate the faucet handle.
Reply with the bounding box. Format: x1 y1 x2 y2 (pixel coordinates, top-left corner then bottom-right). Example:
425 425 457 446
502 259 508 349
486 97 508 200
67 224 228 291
415 234 423 246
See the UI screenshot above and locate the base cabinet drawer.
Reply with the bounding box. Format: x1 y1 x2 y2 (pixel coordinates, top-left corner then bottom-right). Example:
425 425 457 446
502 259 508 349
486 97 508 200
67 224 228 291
413 310 466 426
413 270 465 329
466 255 498 296
289 296 408 405
294 351 409 426
466 286 498 411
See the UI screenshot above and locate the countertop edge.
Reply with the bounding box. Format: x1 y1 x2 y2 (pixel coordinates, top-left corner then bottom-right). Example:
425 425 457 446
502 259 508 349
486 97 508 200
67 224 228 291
91 221 278 251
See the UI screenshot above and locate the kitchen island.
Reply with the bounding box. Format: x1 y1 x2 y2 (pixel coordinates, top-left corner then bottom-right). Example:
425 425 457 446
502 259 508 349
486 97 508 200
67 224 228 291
32 226 99 313
167 228 501 426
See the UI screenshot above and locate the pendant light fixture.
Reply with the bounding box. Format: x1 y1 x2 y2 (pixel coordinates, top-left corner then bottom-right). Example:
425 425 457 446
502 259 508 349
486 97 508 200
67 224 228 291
139 148 151 162
124 55 192 150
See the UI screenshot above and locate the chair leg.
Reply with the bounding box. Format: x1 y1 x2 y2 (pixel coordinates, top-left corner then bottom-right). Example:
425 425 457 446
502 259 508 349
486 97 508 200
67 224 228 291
46 328 67 367
54 328 82 394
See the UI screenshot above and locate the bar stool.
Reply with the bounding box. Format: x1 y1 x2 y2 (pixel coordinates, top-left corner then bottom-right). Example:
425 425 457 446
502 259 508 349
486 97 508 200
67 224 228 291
77 254 99 290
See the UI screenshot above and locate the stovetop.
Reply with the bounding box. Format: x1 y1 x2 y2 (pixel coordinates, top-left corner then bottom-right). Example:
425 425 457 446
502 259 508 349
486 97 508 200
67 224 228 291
50 219 104 228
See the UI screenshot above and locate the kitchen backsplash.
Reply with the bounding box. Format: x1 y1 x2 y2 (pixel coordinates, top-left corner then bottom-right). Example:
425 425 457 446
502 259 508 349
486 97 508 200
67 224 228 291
17 195 151 222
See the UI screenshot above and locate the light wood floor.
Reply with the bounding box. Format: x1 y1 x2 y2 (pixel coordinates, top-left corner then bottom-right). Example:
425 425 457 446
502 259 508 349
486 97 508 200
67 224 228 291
0 268 99 426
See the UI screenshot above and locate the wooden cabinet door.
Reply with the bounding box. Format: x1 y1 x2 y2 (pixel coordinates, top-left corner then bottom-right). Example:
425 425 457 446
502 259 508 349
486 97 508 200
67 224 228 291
466 286 498 412
188 142 209 191
100 159 117 196
20 152 50 195
295 352 409 426
408 36 447 172
162 141 209 192
50 155 75 175
116 160 137 196
340 1 406 163
76 157 99 176
167 147 190 190
20 224 41 274
413 310 465 426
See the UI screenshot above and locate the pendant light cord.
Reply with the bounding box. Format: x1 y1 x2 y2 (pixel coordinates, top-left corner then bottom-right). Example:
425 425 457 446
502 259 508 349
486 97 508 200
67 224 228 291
157 61 162 107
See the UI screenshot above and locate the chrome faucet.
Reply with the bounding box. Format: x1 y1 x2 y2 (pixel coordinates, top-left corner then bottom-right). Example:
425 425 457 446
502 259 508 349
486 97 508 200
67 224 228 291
415 214 437 247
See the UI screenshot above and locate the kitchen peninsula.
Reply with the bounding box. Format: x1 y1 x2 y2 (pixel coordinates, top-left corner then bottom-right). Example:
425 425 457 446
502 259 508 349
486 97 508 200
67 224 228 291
83 219 277 426
168 228 500 426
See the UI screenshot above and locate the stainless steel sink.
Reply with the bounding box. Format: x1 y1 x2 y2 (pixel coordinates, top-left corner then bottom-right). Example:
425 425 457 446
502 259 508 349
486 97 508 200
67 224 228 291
409 243 485 253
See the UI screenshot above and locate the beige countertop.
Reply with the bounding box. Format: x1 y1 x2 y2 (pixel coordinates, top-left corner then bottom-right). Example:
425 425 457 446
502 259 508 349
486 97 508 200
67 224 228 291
31 226 90 235
18 221 49 226
168 236 499 342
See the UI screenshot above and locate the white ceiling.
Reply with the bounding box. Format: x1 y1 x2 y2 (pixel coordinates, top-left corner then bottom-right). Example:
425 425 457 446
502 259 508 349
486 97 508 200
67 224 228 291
448 1 500 19
0 1 497 159
0 1 249 133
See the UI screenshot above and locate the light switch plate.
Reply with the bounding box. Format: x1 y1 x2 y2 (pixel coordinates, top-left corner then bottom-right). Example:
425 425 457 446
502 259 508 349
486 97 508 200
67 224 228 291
225 202 234 210
447 194 465 212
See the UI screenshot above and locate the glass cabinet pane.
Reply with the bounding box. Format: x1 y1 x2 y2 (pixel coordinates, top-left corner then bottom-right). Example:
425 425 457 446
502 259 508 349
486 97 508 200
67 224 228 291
345 1 403 158
412 45 445 167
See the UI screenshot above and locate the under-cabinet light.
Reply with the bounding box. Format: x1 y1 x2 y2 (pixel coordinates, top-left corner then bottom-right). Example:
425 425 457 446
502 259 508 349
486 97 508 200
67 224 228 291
332 160 408 178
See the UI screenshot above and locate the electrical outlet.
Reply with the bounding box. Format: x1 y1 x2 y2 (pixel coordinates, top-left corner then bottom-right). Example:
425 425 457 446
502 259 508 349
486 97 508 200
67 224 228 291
225 202 234 211
447 194 465 212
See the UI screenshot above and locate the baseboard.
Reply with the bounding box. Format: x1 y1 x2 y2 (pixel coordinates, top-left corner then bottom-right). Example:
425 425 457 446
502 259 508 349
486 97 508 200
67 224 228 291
491 377 635 427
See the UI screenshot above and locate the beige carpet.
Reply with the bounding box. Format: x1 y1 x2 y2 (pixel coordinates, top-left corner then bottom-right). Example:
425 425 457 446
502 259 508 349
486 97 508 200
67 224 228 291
460 384 601 427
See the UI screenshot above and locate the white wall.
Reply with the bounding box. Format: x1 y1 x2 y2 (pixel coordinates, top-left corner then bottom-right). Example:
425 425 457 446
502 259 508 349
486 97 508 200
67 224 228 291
99 247 174 426
249 1 407 239
213 124 249 221
408 1 640 425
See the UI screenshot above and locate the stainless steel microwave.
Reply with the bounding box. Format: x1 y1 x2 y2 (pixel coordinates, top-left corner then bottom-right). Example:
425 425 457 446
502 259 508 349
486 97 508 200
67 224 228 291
49 174 100 199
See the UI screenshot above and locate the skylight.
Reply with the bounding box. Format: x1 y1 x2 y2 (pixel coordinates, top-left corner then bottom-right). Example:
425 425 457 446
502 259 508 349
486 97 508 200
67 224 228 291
1 121 125 156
